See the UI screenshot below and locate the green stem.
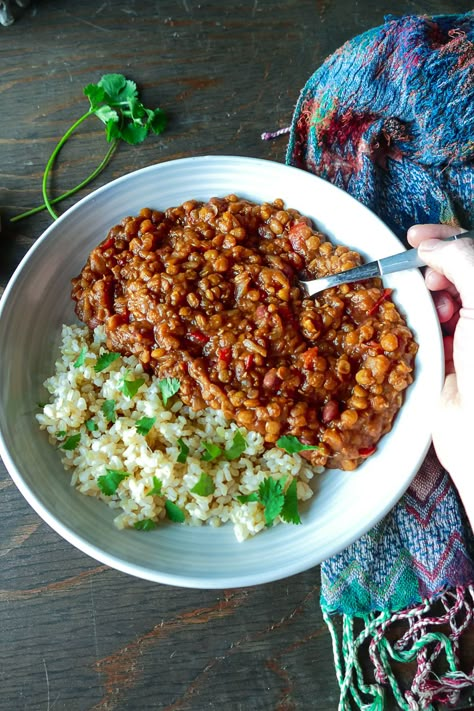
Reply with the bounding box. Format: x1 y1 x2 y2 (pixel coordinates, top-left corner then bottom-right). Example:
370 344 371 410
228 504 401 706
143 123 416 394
11 138 118 223
42 110 95 220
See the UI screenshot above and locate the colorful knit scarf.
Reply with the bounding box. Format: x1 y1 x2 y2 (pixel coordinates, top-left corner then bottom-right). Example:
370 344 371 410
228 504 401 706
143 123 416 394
267 12 474 710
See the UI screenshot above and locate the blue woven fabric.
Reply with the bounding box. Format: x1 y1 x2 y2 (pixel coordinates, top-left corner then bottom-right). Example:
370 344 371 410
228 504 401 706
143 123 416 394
286 13 474 616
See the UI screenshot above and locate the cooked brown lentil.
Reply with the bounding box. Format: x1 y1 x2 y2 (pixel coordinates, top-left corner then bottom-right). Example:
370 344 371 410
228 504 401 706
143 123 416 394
71 195 418 470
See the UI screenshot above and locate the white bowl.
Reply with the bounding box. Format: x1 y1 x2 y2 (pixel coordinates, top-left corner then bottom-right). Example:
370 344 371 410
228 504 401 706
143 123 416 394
0 156 443 588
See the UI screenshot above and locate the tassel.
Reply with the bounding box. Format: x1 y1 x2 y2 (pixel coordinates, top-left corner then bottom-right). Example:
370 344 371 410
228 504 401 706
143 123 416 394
323 585 474 710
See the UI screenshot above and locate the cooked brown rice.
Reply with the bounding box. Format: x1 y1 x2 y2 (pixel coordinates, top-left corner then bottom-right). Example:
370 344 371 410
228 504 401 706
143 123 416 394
36 324 321 541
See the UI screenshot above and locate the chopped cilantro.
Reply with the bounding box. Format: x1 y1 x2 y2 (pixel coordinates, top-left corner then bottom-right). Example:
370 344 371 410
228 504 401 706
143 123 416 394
94 351 120 373
276 435 320 454
133 518 157 531
201 441 223 462
85 419 98 432
176 438 189 463
237 476 302 527
73 347 86 368
237 492 259 504
258 477 285 527
191 472 215 497
135 416 156 436
165 500 185 523
147 476 163 497
59 433 81 451
97 468 130 495
280 479 302 525
56 430 67 438
158 377 180 406
120 375 145 398
102 399 117 423
225 431 247 461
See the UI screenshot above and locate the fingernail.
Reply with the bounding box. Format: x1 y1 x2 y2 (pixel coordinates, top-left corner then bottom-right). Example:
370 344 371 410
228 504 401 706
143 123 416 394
419 239 443 251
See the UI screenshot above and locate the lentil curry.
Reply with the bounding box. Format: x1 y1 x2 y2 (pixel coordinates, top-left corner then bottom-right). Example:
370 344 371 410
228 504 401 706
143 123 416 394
72 195 418 471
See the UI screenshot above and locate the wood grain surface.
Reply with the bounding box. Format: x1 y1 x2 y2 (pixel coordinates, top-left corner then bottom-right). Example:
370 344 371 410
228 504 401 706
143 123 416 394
1 2 473 709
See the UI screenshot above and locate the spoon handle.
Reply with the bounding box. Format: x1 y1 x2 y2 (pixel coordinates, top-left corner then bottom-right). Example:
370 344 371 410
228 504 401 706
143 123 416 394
379 230 474 276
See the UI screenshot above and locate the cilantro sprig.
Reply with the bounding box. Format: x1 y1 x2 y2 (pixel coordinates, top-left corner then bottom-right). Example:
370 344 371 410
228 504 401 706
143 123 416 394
12 73 166 223
158 377 180 407
276 435 320 455
95 351 120 373
238 476 302 527
97 468 130 495
201 431 247 462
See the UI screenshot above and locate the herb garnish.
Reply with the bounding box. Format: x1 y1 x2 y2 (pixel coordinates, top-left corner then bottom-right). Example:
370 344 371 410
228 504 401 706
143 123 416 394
135 416 156 436
224 431 247 461
73 347 86 369
165 500 185 523
120 376 145 398
102 399 117 423
190 472 216 497
201 441 223 462
97 468 130 495
94 351 120 373
85 419 98 432
158 377 180 407
147 476 163 496
276 435 320 454
201 432 247 462
238 476 302 527
133 518 157 531
176 438 189 463
59 433 81 451
12 73 166 223
280 479 301 525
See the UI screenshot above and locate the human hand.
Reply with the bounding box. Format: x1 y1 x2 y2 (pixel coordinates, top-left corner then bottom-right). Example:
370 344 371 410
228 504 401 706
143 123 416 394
407 224 474 524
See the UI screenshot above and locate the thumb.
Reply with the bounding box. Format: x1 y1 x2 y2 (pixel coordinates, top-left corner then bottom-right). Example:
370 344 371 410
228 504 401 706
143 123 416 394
418 236 474 309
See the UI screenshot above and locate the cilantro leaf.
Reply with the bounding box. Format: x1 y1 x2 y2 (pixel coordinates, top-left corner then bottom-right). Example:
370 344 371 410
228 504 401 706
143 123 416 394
201 441 223 462
94 351 120 373
225 431 247 461
190 472 216 497
176 438 189 464
237 492 259 504
280 479 302 525
147 476 163 496
276 435 320 454
120 376 145 398
85 419 98 432
60 433 81 451
158 377 180 406
133 518 157 531
56 430 66 438
73 347 86 368
135 416 156 436
165 500 185 523
97 468 130 495
102 399 117 423
258 477 285 527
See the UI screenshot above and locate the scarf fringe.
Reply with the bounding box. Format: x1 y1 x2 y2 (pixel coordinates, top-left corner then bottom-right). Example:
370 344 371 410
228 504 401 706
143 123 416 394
323 585 474 710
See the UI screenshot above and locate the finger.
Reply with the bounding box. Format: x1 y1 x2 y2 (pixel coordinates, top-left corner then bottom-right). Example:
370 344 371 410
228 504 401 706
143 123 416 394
443 335 454 373
425 268 455 292
417 236 474 309
407 223 464 248
433 291 456 323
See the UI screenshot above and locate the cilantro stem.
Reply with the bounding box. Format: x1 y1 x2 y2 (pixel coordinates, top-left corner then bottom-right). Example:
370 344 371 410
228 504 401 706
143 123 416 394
11 138 117 223
42 109 95 220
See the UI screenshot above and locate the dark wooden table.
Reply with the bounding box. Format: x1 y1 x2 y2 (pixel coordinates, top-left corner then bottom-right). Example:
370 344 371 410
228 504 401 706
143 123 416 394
1 2 473 709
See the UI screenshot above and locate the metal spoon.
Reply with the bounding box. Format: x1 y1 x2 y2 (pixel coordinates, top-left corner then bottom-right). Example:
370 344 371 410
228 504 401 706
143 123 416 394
299 230 474 297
